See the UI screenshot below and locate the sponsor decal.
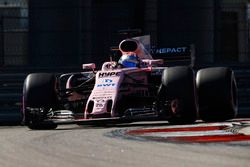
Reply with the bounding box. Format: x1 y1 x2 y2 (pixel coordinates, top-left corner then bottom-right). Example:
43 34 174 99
92 96 112 100
96 78 116 87
94 99 110 108
96 83 116 87
151 47 188 54
96 103 104 108
92 91 114 97
98 72 120 78
102 79 113 83
95 99 105 103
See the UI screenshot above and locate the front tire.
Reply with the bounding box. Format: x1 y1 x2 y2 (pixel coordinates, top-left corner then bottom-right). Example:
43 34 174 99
157 66 198 124
23 73 58 130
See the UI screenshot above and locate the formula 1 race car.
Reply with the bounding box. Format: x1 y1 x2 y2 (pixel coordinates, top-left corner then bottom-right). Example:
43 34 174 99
22 35 238 130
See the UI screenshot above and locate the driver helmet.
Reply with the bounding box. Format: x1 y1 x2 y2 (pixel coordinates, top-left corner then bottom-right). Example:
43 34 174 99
118 53 140 68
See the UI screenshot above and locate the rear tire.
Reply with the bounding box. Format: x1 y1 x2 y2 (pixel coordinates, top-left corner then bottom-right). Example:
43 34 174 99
196 67 238 122
23 73 58 130
158 66 198 124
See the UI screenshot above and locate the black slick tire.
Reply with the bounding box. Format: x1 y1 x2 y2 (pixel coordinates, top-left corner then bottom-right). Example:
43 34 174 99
196 67 238 122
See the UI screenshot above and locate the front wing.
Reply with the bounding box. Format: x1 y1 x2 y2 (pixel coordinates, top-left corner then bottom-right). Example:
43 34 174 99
44 108 163 126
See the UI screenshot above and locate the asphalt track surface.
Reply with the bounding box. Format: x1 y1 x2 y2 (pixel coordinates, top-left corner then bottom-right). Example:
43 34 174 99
0 121 249 167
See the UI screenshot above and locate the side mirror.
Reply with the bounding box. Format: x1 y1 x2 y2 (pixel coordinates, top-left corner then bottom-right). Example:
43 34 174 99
142 59 164 67
82 63 96 70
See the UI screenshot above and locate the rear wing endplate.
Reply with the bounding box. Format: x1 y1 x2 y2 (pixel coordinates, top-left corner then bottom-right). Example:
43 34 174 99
151 44 195 67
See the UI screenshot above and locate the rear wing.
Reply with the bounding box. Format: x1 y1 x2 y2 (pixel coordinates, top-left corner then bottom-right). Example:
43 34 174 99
130 35 195 67
151 45 195 67
110 33 195 67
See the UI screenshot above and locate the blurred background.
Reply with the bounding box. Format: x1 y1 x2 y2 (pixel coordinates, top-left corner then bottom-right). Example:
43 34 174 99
0 0 249 123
